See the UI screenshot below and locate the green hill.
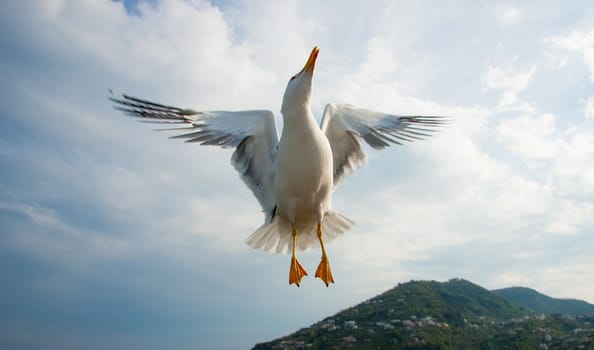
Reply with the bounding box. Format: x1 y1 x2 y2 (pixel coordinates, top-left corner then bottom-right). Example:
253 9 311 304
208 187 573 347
253 279 594 350
494 286 594 315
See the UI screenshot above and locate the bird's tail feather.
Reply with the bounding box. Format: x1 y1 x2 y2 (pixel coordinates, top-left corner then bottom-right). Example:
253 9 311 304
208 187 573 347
245 211 354 254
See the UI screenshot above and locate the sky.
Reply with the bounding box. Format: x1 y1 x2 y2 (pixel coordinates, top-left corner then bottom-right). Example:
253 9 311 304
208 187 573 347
1 0 594 349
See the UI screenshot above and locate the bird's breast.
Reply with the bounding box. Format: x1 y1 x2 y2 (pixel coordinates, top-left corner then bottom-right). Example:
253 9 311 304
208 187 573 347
274 123 333 222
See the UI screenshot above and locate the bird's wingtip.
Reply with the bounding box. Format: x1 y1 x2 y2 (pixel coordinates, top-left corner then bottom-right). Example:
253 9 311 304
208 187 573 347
108 89 125 100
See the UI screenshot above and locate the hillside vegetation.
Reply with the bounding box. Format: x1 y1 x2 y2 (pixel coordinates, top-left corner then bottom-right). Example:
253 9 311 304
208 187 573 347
253 279 594 350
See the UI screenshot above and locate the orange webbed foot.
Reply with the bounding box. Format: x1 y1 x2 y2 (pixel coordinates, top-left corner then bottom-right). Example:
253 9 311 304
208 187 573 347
289 256 308 287
315 256 334 287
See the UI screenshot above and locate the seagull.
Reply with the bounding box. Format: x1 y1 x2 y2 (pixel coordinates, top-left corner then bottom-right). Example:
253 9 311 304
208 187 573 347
109 46 446 287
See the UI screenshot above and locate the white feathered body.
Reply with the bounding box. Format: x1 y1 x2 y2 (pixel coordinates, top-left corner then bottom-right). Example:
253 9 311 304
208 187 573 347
276 110 333 229
245 107 354 254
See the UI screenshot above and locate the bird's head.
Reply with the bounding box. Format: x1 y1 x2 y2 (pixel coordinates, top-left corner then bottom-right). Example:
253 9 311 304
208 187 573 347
281 46 319 116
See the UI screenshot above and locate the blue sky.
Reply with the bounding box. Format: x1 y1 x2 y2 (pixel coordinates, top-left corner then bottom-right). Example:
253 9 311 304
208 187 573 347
1 0 594 349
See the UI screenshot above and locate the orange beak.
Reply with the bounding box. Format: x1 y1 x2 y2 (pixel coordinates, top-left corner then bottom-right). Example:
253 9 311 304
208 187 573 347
300 46 319 74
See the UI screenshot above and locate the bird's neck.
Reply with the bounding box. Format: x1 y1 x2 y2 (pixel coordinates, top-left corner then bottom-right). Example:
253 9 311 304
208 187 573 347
281 103 318 133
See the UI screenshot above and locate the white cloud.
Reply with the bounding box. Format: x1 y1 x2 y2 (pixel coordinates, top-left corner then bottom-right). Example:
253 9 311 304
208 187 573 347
542 51 568 70
546 200 594 235
546 28 594 81
481 63 537 112
495 113 559 159
495 4 522 26
584 95 594 118
0 201 77 236
496 254 594 301
551 128 594 197
540 255 594 299
494 111 594 197
355 37 399 84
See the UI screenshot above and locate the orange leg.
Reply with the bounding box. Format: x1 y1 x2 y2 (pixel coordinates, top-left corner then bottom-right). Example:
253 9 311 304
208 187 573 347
289 224 308 286
315 223 335 286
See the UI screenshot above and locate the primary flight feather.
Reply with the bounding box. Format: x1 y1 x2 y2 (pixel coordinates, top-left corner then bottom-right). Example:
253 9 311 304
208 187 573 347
110 46 447 287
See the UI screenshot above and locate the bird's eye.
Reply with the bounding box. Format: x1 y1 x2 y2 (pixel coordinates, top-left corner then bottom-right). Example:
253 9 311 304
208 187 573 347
289 75 297 81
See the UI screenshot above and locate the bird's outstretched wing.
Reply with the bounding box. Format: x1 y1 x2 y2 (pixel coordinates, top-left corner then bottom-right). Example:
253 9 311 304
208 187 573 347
320 103 447 188
109 90 279 222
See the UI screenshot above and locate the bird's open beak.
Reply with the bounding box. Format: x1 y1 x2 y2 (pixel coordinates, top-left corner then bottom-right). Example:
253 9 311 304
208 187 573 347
300 46 319 75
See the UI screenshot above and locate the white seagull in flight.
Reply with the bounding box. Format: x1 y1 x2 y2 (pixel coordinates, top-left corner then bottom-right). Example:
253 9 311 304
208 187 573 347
110 47 446 287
